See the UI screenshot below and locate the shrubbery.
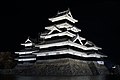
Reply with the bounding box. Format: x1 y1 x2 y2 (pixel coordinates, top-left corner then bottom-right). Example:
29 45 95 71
0 52 17 69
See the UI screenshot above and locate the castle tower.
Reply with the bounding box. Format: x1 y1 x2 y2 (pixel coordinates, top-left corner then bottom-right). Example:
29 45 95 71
15 37 39 63
33 9 107 62
14 9 109 75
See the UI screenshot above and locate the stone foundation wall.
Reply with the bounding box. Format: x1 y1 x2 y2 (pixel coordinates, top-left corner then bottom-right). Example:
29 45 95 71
0 58 109 76
93 61 110 75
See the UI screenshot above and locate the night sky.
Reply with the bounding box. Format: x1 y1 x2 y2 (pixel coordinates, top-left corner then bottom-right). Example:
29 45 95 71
0 1 120 64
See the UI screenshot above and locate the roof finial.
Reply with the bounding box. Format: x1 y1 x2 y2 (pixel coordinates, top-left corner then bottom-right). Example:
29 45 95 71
57 10 59 14
68 8 70 12
67 8 73 18
28 36 30 39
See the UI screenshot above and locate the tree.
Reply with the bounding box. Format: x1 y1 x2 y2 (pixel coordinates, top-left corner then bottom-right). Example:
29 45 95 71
0 52 16 69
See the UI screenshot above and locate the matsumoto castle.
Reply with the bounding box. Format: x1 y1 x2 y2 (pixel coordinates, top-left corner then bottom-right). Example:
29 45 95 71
15 9 107 65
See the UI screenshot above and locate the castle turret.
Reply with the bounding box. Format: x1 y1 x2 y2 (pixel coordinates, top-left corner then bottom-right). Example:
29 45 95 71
33 9 107 61
15 37 39 63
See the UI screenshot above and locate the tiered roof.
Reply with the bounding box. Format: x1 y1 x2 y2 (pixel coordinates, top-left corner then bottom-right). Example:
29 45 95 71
15 9 107 62
15 38 39 54
35 9 106 58
37 9 102 51
15 38 38 62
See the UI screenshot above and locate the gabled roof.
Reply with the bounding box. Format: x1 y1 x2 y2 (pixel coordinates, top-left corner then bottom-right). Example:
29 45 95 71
45 26 62 35
67 27 81 32
21 37 33 47
25 38 32 43
72 34 85 45
84 41 95 46
84 41 97 47
84 40 102 49
40 31 76 39
45 22 73 29
56 9 73 17
45 22 81 33
48 9 78 23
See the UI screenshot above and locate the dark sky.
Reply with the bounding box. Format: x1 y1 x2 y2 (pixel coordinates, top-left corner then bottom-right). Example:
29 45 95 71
0 0 120 64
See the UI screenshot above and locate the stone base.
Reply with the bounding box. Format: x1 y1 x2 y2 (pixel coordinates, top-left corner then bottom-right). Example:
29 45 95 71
0 58 109 76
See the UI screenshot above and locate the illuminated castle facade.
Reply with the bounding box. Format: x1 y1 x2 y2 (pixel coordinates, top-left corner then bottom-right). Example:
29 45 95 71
15 9 107 65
